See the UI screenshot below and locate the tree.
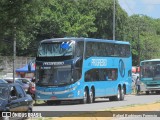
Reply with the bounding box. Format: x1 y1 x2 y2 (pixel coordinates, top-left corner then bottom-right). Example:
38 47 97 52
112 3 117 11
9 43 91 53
83 0 128 40
0 0 44 56
36 0 97 39
124 15 160 65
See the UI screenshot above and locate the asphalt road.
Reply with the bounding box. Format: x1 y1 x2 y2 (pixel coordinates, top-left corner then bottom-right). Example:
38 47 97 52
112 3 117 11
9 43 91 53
32 94 160 117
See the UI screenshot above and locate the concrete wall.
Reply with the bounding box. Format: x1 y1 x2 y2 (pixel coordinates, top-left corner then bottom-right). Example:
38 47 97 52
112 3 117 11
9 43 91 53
0 56 35 77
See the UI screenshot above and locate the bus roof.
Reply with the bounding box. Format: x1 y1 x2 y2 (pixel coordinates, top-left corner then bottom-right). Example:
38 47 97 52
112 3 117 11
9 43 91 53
40 38 130 45
141 59 160 63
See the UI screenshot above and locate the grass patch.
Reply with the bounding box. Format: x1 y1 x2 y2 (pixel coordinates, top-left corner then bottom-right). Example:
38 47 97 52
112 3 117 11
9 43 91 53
33 100 45 105
155 100 160 103
104 104 137 111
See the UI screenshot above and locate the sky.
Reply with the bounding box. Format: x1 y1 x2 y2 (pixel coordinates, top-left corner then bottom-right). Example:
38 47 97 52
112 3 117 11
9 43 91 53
118 0 160 19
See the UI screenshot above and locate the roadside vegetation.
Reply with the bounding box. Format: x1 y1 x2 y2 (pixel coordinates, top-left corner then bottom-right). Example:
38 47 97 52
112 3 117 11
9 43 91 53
0 0 160 65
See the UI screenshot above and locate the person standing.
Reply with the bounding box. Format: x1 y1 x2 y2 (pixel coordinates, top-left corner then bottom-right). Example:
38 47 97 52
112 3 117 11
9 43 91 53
135 76 141 95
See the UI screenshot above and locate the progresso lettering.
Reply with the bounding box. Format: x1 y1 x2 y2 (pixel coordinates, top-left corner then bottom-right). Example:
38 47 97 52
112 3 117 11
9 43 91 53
43 62 64 66
91 59 107 67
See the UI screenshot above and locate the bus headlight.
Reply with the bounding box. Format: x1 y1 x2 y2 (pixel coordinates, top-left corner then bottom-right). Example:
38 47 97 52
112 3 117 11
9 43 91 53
77 90 81 96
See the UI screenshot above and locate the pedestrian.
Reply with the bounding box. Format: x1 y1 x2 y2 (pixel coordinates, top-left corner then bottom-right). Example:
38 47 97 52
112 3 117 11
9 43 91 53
135 76 141 95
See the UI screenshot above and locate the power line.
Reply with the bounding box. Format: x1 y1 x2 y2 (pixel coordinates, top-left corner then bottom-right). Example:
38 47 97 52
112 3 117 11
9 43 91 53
123 0 135 15
143 3 160 5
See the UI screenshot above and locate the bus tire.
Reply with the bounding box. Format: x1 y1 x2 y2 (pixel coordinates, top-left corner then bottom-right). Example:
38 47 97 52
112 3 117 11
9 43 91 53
89 88 95 103
156 91 160 94
109 87 121 101
120 87 125 100
115 87 121 101
80 89 88 104
146 91 149 95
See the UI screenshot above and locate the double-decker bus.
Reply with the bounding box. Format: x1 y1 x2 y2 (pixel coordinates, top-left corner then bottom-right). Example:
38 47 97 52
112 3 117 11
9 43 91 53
140 59 160 94
35 38 132 104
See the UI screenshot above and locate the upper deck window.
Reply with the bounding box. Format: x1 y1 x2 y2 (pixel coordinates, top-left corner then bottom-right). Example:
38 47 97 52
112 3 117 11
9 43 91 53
85 42 130 58
38 41 75 57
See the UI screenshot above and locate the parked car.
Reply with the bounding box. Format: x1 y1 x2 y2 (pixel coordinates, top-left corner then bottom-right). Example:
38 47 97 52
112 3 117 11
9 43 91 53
2 77 13 83
15 78 31 92
0 83 33 112
3 78 31 92
0 79 8 83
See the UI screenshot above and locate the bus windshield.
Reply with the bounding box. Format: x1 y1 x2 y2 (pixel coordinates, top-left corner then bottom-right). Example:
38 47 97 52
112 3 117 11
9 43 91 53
141 61 160 79
38 41 74 57
36 65 73 86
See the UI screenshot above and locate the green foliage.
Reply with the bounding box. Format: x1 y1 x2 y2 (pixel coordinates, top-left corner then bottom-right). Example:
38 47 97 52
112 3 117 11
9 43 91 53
0 0 160 65
124 15 160 65
0 0 43 56
36 0 96 38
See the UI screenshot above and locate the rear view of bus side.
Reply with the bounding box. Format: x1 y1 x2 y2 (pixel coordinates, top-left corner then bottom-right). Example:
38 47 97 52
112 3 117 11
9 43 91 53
35 38 132 104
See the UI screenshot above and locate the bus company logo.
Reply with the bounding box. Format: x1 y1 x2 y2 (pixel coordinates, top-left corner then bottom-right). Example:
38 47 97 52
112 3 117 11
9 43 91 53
91 59 107 67
119 59 125 77
2 112 11 117
43 62 64 66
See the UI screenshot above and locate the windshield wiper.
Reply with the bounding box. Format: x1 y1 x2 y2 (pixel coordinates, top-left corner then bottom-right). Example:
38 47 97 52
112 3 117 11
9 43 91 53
62 49 72 56
57 82 69 86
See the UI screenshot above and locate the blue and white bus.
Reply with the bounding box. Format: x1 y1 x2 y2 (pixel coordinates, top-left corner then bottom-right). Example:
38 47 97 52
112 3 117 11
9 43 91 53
140 59 160 94
35 38 132 104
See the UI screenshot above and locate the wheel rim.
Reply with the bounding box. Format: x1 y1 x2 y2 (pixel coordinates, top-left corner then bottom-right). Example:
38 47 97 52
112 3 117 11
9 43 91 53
121 88 124 100
83 90 87 103
117 88 120 100
90 90 93 103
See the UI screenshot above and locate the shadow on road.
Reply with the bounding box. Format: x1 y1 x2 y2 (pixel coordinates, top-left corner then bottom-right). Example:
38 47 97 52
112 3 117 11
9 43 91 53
134 92 160 96
33 97 128 106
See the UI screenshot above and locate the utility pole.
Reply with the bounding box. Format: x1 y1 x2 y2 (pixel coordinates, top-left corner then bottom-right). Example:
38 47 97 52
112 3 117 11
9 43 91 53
13 26 16 83
138 26 140 66
113 0 116 40
137 14 144 66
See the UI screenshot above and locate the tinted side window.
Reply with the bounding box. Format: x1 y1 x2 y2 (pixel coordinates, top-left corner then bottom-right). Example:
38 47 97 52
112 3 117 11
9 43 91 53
125 45 131 57
85 68 118 82
106 43 114 56
15 85 25 98
85 42 130 58
75 41 84 57
10 86 18 97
